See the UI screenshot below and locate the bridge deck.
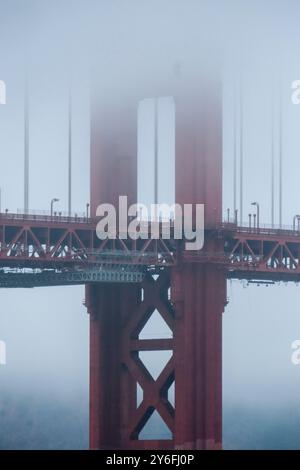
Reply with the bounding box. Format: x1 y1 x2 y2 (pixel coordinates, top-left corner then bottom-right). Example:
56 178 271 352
0 213 300 286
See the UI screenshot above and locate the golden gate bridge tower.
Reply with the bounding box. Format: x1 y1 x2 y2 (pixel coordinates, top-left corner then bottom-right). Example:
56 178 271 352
0 62 296 451
86 66 225 450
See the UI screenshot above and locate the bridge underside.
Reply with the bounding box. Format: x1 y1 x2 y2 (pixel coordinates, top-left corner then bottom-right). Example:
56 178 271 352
0 266 145 288
225 226 300 283
227 270 300 283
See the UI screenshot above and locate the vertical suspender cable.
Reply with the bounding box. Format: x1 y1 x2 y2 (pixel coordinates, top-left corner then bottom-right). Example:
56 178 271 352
271 80 275 227
24 75 29 214
233 77 237 215
154 98 159 209
239 74 243 226
68 83 72 217
24 5 29 215
279 79 282 229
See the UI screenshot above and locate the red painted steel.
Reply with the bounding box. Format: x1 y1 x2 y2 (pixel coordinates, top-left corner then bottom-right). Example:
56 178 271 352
3 218 300 447
88 72 226 450
0 213 177 269
169 79 225 449
1 213 300 279
86 273 174 450
4 72 300 449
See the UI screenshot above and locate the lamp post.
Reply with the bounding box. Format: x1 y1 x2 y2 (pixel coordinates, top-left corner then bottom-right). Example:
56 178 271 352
86 203 90 220
51 198 59 218
251 202 260 230
248 213 252 229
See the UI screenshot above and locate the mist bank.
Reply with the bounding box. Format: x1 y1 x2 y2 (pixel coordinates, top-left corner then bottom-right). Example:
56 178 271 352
224 402 300 450
0 387 88 450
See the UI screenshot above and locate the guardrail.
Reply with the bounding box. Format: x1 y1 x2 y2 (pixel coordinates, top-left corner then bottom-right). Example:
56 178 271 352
1 211 300 236
0 211 91 224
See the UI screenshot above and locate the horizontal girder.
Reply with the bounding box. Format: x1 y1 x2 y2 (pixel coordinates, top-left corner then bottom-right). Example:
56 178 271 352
0 266 145 288
0 213 177 272
1 213 300 285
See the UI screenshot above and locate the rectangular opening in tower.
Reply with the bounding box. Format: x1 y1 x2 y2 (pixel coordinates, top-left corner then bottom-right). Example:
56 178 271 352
137 97 175 220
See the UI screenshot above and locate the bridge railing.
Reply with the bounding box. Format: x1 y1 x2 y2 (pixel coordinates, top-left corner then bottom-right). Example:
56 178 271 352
0 210 90 224
222 221 300 236
1 211 300 237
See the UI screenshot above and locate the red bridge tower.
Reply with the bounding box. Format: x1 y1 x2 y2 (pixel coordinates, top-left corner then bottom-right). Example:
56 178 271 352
86 68 226 450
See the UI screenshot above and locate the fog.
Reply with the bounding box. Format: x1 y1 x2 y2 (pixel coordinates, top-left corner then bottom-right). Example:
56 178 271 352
1 0 300 449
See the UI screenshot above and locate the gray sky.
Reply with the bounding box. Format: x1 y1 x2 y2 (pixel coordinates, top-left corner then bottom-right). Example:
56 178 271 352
2 0 300 449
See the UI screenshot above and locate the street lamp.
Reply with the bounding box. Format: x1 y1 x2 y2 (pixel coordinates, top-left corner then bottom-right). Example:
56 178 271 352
251 202 260 230
86 203 90 220
51 198 59 217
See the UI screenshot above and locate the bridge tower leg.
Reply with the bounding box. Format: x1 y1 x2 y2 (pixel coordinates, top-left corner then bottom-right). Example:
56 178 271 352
87 75 227 449
171 87 227 449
